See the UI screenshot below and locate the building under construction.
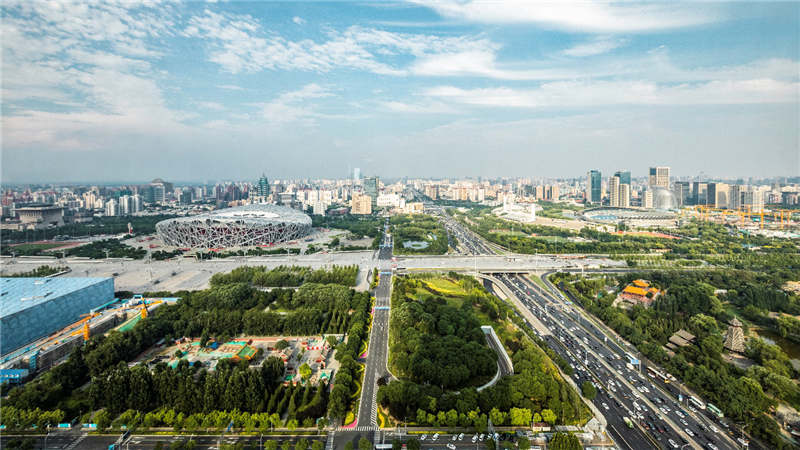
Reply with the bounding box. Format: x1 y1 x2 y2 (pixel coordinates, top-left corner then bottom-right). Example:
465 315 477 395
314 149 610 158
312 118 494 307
1 277 114 357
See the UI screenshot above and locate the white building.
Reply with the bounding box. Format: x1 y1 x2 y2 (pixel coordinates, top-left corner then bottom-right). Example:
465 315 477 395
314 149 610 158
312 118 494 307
105 199 118 217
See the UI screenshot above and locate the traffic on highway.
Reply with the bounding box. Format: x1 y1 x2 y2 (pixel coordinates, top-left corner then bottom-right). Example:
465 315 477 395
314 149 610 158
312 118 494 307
489 272 747 450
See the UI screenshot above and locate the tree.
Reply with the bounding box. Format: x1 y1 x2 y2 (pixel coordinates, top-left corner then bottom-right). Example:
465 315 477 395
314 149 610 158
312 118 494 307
358 438 371 450
175 349 184 359
94 410 111 430
548 432 580 450
276 340 290 351
265 441 278 450
541 409 557 426
282 441 292 450
295 439 309 450
344 442 354 450
391 440 402 450
286 419 299 431
299 363 312 380
581 381 597 400
312 441 324 450
406 439 420 450
517 437 530 450
485 438 496 450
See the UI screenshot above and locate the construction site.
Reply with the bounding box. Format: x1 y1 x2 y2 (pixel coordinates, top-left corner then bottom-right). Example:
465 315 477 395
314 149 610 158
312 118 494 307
691 205 800 234
0 292 177 379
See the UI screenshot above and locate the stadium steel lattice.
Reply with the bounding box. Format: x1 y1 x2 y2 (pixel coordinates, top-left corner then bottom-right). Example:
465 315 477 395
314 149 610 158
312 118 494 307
156 204 312 248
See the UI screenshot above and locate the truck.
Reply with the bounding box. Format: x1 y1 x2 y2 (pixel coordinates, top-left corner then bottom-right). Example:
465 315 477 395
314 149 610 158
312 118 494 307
623 417 634 428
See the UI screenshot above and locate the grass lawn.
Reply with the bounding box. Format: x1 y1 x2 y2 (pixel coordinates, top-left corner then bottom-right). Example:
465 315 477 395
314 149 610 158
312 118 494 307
423 277 470 296
11 242 65 251
530 235 571 243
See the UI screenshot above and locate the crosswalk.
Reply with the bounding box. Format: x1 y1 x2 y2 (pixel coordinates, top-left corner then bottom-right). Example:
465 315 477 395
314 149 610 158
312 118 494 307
65 434 87 450
326 431 335 450
341 425 377 432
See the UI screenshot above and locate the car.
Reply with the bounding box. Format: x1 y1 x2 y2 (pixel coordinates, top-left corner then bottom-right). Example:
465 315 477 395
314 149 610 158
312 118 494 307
685 428 694 437
458 433 464 441
421 434 428 441
452 435 457 441
447 445 456 450
668 439 679 449
602 403 609 410
479 434 485 441
471 436 478 443
432 434 439 441
709 426 718 434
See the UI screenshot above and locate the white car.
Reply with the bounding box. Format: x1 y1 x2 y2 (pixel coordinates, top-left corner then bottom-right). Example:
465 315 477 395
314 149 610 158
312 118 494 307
447 445 456 450
420 434 427 441
479 434 485 441
471 436 478 443
709 426 718 434
458 433 464 441
452 435 457 441
602 403 609 410
432 434 439 441
668 439 678 449
685 428 694 437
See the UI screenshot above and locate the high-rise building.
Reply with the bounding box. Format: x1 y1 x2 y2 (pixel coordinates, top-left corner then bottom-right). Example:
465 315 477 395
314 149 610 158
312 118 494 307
609 176 620 207
673 182 691 206
150 179 166 203
351 194 372 215
649 167 670 189
586 171 601 204
363 177 379 207
105 199 118 217
692 182 708 206
615 171 631 187
619 184 631 208
729 185 743 210
707 183 729 208
257 174 270 199
609 175 631 208
353 168 361 182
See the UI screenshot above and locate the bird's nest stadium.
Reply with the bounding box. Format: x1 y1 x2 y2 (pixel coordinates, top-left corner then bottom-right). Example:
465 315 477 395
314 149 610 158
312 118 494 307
156 204 312 248
582 207 678 226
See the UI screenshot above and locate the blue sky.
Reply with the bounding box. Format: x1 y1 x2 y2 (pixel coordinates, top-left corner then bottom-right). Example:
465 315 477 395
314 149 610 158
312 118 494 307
2 1 798 183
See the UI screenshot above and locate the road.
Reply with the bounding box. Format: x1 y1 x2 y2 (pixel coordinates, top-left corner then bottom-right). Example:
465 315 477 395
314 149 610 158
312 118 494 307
0 432 326 450
490 272 743 450
335 220 395 448
537 272 756 450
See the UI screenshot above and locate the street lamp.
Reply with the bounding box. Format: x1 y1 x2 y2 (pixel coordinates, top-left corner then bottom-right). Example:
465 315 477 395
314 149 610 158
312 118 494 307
44 423 50 450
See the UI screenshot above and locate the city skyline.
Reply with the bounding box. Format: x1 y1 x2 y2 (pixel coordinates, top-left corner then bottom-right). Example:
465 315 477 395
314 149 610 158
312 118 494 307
2 1 798 183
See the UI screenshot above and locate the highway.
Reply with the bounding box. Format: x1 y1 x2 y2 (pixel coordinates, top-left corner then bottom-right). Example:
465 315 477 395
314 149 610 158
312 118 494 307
536 272 756 450
489 272 743 450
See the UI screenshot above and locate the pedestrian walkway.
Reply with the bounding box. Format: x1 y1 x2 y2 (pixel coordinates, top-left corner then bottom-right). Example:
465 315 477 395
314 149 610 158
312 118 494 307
65 434 86 450
338 425 377 432
326 431 335 450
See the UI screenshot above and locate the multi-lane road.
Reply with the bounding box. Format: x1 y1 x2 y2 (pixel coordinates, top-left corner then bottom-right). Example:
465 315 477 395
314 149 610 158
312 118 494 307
487 272 746 450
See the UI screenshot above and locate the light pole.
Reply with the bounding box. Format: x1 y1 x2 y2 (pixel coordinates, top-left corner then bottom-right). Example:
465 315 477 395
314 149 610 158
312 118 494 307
44 423 50 450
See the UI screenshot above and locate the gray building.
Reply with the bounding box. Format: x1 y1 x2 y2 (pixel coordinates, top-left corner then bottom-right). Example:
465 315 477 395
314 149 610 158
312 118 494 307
673 182 692 206
614 171 631 187
692 182 708 206
363 176 379 207
586 170 602 204
1 278 114 356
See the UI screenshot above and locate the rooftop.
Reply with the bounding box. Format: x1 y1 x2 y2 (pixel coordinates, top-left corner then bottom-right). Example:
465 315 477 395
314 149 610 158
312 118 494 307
0 277 112 318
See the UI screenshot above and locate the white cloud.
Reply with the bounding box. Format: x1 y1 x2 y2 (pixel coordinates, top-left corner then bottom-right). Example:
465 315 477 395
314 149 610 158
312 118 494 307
412 1 722 33
425 79 799 108
563 36 625 57
196 101 226 110
293 16 306 26
381 101 460 114
217 85 247 90
250 84 336 124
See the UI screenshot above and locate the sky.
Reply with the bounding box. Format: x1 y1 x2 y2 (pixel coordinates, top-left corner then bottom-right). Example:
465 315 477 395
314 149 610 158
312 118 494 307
1 1 799 184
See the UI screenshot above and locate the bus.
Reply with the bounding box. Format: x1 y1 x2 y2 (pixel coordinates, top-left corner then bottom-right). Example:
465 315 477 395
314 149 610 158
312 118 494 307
648 368 670 384
689 395 707 410
623 417 634 428
707 403 724 418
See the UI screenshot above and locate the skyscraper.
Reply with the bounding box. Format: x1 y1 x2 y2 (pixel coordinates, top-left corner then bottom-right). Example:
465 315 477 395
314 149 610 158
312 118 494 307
615 171 631 187
649 167 670 189
609 176 620 207
363 176 379 207
353 168 361 182
257 174 270 198
586 171 601 204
